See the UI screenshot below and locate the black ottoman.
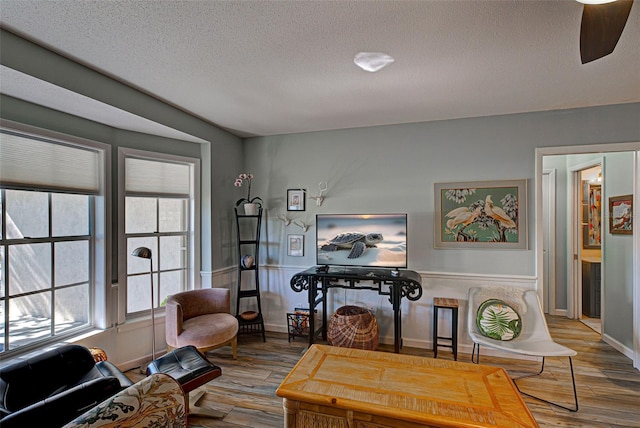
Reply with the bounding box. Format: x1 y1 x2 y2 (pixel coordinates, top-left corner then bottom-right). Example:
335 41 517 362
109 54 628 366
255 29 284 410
146 345 223 418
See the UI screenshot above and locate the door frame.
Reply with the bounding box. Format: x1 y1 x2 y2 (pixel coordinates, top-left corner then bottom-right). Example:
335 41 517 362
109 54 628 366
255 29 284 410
542 168 557 314
569 159 603 325
535 142 640 369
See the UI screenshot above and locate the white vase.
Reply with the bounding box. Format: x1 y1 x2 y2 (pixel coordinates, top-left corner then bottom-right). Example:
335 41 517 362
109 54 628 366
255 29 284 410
244 203 259 215
242 254 254 268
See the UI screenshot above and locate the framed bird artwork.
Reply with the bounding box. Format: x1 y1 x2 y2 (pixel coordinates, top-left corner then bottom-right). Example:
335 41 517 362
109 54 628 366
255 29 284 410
434 179 527 249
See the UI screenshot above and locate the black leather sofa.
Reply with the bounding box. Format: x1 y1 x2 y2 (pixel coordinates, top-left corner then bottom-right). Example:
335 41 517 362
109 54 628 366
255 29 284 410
0 344 134 428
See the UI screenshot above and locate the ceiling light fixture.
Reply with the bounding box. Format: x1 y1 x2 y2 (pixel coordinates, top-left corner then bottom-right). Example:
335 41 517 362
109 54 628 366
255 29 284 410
576 0 617 4
353 52 395 72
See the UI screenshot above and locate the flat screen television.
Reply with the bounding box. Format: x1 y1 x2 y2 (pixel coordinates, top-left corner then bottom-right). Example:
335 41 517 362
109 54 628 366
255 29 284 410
316 214 407 269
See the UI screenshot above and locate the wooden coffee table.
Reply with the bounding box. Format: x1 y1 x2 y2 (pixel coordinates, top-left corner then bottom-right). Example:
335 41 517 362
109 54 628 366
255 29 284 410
276 344 538 428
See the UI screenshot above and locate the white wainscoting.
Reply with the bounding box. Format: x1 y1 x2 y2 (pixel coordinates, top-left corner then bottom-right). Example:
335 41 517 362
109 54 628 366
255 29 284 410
203 265 538 360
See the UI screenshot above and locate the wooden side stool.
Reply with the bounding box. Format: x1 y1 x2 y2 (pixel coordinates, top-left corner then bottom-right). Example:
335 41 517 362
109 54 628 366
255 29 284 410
433 297 459 360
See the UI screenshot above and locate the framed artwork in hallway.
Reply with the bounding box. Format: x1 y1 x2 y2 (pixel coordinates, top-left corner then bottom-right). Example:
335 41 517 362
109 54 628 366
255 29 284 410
609 194 633 235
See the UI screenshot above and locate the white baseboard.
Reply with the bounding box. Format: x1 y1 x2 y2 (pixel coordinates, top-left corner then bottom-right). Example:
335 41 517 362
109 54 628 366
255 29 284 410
602 333 634 360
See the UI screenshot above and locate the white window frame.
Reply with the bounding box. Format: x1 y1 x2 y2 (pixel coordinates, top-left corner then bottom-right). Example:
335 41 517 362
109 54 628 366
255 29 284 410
0 119 111 356
117 148 200 324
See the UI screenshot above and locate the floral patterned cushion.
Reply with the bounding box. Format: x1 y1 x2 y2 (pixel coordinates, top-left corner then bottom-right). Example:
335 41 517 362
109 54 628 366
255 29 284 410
476 299 522 341
63 373 186 428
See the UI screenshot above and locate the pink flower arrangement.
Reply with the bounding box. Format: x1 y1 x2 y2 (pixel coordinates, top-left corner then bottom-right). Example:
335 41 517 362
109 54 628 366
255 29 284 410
234 173 262 207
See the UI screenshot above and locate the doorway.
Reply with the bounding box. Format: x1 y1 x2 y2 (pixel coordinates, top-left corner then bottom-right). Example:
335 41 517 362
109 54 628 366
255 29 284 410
577 164 602 334
536 143 639 370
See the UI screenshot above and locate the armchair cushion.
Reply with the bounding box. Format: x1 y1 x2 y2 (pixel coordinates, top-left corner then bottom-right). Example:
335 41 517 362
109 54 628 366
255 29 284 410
63 373 187 428
1 377 122 428
476 298 522 341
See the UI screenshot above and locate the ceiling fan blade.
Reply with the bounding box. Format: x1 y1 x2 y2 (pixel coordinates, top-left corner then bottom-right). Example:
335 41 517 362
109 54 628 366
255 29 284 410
580 0 634 64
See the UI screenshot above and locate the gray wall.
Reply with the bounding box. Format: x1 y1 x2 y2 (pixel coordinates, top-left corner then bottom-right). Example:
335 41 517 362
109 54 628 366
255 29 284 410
246 104 639 349
603 152 635 347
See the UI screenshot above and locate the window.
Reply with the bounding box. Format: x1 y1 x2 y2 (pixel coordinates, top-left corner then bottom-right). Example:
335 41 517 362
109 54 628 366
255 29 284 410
125 196 188 314
119 150 199 320
0 124 108 355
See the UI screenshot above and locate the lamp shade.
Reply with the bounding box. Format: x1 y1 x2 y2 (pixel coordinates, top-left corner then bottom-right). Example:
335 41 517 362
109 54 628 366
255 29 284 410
131 247 152 259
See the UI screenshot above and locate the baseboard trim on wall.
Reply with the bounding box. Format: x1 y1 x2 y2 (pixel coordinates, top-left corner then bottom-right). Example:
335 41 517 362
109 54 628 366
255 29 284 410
602 332 633 360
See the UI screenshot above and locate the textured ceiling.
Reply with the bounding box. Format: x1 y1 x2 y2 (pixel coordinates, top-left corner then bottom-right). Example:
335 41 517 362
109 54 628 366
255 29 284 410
1 0 639 139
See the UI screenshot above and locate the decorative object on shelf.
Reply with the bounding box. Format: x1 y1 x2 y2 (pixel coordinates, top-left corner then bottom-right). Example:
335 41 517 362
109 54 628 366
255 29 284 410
241 254 254 268
131 246 157 368
234 173 262 213
243 203 259 215
240 310 259 321
434 179 527 249
309 181 328 207
288 234 304 256
287 188 306 211
609 194 633 234
327 305 379 351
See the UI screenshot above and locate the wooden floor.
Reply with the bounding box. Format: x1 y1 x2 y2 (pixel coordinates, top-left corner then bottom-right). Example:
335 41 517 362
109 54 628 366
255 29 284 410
127 316 640 428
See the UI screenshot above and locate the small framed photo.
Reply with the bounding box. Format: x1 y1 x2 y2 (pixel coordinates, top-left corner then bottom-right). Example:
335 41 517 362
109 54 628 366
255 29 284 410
287 189 306 211
288 234 304 256
609 194 633 235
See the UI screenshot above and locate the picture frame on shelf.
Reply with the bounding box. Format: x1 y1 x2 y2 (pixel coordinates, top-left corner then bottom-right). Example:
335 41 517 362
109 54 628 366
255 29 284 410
434 179 527 249
288 234 304 256
287 189 306 211
609 194 633 235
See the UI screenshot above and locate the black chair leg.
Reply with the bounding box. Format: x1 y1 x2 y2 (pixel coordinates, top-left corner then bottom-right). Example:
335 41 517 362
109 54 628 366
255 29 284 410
471 343 480 364
513 356 579 412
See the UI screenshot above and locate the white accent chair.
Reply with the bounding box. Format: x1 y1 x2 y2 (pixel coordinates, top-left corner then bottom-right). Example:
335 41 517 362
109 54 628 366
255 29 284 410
467 286 578 412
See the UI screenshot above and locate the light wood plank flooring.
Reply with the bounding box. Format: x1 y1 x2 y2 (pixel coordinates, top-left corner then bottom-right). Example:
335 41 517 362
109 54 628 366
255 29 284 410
127 316 640 428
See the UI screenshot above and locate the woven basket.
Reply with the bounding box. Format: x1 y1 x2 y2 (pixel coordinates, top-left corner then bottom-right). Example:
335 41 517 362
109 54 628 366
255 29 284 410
327 305 379 350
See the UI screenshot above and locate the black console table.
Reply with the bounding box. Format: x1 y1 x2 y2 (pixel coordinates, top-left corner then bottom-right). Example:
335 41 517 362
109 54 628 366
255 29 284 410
290 267 422 353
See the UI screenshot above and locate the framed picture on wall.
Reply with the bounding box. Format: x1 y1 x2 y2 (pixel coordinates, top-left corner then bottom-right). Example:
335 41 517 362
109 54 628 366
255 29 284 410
609 194 633 234
287 189 306 211
288 234 304 256
434 179 527 249
582 183 601 249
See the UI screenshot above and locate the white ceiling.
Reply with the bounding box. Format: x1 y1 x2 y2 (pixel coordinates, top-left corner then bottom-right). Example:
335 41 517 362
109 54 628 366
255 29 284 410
1 0 639 139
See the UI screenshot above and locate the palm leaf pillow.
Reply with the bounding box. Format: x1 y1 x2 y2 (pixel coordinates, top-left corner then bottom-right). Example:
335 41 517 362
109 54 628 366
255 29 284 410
476 299 522 341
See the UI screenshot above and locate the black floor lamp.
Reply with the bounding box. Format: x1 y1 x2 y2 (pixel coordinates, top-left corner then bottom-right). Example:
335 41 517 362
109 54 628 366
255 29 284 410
131 246 156 362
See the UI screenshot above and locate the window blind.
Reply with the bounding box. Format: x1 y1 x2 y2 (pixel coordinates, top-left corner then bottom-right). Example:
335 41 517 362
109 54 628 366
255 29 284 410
0 130 100 194
125 157 190 196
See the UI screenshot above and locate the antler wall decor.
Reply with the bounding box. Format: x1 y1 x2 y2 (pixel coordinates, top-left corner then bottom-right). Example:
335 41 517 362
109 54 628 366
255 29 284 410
309 181 328 206
277 213 292 226
293 219 310 232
